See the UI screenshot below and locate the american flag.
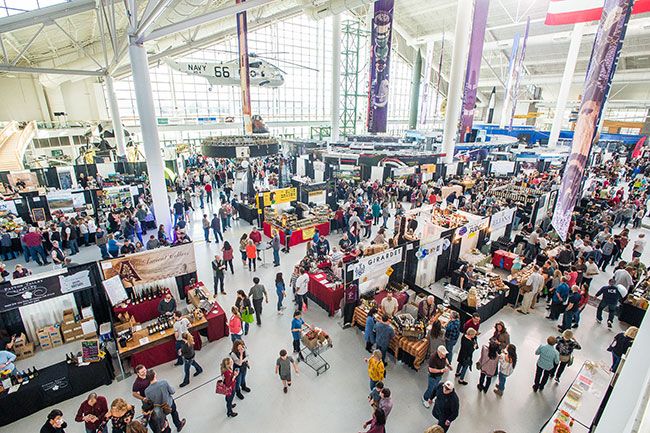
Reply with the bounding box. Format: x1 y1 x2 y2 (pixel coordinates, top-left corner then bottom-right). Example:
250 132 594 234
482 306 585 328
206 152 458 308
545 0 650 25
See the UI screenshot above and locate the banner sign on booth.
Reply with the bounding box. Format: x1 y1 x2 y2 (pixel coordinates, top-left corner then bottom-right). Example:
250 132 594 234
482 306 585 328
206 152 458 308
456 218 489 238
0 200 18 215
460 0 490 140
0 268 92 312
552 0 633 241
353 246 404 280
367 0 395 133
47 190 75 212
490 208 516 230
101 244 197 285
262 187 297 205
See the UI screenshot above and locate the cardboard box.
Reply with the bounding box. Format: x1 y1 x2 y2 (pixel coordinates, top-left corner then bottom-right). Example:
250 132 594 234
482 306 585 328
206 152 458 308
51 338 63 347
62 308 75 324
80 318 97 338
81 306 94 319
13 332 27 348
40 340 52 350
15 342 34 360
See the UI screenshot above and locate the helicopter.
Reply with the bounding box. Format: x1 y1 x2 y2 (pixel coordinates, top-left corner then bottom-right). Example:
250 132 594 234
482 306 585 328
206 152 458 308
164 52 318 90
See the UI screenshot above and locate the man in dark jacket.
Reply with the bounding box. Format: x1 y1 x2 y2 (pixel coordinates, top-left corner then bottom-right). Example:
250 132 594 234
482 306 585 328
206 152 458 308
595 278 624 328
210 213 223 243
431 381 459 432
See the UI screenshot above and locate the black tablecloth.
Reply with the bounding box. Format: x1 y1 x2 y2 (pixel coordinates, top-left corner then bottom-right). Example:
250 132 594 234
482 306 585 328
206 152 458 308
234 202 258 225
461 291 506 322
0 355 114 426
619 302 646 327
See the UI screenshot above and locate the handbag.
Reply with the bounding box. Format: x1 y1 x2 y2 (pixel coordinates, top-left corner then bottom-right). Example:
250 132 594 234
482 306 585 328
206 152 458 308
241 307 255 324
154 403 173 415
215 379 233 395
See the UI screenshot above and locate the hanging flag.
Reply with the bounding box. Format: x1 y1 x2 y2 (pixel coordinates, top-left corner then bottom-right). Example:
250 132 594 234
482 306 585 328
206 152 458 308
499 33 520 129
236 0 253 135
631 136 647 159
509 17 530 131
367 0 395 133
460 0 490 142
545 0 649 25
552 0 634 241
419 42 435 127
486 86 496 123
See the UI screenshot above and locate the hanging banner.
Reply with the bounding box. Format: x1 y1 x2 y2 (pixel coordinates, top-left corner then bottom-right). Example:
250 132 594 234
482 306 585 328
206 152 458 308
236 0 253 135
486 86 496 123
352 246 404 280
0 267 93 312
100 243 197 285
262 187 297 205
631 135 646 159
490 207 516 230
367 0 395 133
419 42 435 126
552 0 634 241
460 0 490 141
509 17 530 131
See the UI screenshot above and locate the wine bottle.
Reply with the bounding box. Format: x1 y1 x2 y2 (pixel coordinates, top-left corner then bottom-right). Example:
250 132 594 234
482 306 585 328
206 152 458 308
148 288 153 300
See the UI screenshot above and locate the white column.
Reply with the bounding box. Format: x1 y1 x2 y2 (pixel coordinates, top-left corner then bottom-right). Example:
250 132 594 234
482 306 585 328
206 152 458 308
104 75 127 158
128 40 172 236
331 14 341 142
441 0 473 164
548 23 585 147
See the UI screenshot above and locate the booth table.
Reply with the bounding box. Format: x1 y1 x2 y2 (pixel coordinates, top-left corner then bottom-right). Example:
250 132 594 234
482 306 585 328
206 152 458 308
307 272 343 316
234 202 258 225
0 355 114 427
492 250 518 271
183 283 229 342
118 316 207 368
263 221 330 247
619 302 646 327
113 292 167 323
461 291 507 322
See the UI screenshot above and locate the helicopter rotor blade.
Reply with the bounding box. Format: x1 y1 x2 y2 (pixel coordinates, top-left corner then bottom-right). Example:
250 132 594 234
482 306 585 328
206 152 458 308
259 57 319 72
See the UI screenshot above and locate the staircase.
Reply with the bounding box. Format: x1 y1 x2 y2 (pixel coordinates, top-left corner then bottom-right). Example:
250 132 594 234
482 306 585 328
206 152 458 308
0 120 36 171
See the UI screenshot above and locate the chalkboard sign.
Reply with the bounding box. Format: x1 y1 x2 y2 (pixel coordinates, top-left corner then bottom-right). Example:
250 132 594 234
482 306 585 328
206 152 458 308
81 339 99 362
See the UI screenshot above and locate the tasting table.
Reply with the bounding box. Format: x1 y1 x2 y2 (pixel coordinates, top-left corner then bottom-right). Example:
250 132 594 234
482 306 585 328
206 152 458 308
184 283 229 342
307 272 344 316
0 355 114 427
118 316 207 368
113 292 168 323
263 221 330 247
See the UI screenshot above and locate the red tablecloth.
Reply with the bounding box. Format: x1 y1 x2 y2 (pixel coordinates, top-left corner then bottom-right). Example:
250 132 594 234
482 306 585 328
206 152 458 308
205 303 228 342
113 293 166 323
308 273 343 315
492 250 518 271
263 221 330 247
374 290 409 310
130 330 202 369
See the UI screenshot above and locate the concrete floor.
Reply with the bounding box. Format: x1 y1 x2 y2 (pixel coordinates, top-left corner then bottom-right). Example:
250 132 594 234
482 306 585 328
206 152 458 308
2 201 644 433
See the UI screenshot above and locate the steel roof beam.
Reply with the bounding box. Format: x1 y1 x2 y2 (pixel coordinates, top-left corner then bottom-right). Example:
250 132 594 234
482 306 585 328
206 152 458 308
0 0 114 34
0 64 105 76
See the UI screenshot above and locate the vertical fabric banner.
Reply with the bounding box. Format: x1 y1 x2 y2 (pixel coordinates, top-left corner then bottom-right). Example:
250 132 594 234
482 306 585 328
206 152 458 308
418 42 435 127
508 17 530 131
433 34 445 118
486 86 496 123
367 0 395 133
460 0 490 142
499 34 520 128
552 0 634 241
236 0 253 135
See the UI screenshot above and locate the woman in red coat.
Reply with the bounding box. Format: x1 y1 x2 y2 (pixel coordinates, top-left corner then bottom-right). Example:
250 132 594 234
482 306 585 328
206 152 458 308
220 358 239 418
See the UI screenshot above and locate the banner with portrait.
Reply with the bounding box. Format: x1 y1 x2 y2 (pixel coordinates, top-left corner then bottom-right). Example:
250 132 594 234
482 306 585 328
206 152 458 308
552 0 633 241
367 0 394 133
262 187 297 205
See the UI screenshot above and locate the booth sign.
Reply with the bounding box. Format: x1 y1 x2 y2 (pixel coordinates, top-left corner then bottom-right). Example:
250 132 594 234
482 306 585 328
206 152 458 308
490 208 516 231
352 246 404 279
262 187 297 205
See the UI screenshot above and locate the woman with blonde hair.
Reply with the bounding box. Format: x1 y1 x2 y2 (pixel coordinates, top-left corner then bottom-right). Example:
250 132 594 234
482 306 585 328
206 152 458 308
608 326 638 372
108 398 135 433
424 426 445 433
220 357 238 418
365 349 385 391
178 332 203 388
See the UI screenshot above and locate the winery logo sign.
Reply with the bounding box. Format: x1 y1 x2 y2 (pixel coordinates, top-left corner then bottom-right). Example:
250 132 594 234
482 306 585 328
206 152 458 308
353 246 404 279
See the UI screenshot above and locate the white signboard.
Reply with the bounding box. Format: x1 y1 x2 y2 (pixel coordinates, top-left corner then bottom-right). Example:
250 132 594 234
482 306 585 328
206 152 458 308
490 208 516 231
352 246 404 280
59 270 92 293
0 200 18 215
456 217 489 239
103 275 128 306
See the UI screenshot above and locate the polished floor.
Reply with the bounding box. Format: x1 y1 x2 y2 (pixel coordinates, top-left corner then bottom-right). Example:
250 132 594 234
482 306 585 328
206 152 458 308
3 201 645 433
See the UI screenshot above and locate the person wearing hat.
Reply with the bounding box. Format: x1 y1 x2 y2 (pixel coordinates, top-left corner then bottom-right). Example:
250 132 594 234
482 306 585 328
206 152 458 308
422 345 452 409
431 381 459 432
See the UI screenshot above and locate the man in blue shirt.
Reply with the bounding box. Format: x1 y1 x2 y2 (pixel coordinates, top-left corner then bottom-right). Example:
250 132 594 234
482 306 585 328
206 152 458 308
548 277 570 321
559 285 582 332
0 350 17 373
444 311 461 362
595 278 624 328
374 314 395 364
291 310 305 359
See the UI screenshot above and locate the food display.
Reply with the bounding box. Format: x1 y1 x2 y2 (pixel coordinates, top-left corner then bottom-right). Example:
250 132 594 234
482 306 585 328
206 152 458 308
510 263 535 286
460 249 490 267
302 327 333 351
391 313 426 339
487 185 544 206
625 275 650 310
358 298 378 312
265 206 331 230
431 207 469 228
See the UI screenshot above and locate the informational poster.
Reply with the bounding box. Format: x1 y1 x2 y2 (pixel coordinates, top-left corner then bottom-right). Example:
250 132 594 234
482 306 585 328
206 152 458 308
262 187 297 205
47 190 75 212
103 275 127 306
101 243 197 287
72 191 87 208
0 200 18 215
0 267 93 312
552 0 633 241
367 0 395 133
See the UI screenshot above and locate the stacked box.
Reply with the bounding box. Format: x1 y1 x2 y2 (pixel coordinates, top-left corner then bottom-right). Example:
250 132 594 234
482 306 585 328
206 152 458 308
13 332 27 351
15 342 34 360
62 308 76 325
48 325 63 347
36 327 51 349
80 317 97 339
60 321 83 343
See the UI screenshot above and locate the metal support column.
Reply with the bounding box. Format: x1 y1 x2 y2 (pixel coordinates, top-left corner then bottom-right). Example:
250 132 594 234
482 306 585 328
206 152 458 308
408 48 423 130
104 75 127 158
441 0 473 164
340 20 368 138
128 39 172 237
331 14 342 142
